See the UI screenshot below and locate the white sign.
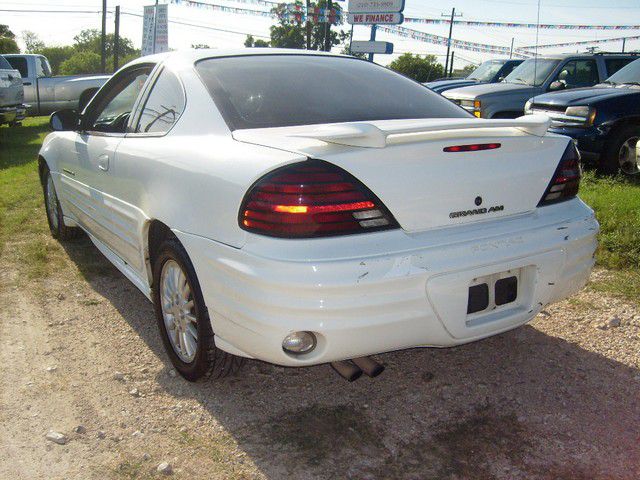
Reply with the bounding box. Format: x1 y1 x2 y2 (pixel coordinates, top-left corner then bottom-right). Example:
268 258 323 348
348 12 403 25
350 41 394 54
347 0 405 13
142 4 169 56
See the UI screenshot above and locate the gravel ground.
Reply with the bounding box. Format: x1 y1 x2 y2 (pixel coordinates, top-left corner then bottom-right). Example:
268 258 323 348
0 236 639 479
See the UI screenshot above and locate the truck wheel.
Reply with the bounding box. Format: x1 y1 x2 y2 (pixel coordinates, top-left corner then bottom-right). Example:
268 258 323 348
152 237 245 382
599 125 640 175
42 168 81 240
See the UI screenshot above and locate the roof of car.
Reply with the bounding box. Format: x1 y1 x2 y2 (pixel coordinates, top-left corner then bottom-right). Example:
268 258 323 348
533 52 638 60
126 48 349 66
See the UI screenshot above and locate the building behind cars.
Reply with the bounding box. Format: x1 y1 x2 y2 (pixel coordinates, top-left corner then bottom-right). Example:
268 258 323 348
0 54 25 127
426 59 523 94
443 53 638 119
525 57 640 175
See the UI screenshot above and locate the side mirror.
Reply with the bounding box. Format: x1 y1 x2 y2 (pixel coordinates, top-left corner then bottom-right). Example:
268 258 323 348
549 80 566 91
497 76 505 82
50 110 79 131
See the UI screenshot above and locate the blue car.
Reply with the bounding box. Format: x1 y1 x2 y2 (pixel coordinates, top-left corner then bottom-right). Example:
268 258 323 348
426 59 523 94
525 57 640 175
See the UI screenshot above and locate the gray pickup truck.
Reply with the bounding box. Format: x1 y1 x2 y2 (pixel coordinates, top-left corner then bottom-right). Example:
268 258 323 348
0 55 25 126
443 53 638 119
4 54 109 116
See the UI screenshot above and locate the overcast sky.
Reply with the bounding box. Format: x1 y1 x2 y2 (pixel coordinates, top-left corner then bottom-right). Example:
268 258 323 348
2 0 639 67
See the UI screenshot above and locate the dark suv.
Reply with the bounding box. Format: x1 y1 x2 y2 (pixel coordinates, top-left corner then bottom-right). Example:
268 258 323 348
525 58 640 175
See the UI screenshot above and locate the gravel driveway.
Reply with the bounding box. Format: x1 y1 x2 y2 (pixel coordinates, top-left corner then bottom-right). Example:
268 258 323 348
1 236 639 479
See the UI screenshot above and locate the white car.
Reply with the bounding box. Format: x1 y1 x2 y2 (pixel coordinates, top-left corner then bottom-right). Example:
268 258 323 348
39 49 598 382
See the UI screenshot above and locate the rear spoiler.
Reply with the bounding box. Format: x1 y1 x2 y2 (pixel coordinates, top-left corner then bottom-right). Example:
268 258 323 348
288 114 551 148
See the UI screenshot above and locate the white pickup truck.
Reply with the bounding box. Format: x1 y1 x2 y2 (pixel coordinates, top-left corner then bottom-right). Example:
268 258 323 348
4 54 109 116
0 54 25 126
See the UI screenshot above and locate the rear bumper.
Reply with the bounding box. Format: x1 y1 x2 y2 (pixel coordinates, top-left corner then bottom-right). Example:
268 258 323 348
176 198 598 367
0 104 26 124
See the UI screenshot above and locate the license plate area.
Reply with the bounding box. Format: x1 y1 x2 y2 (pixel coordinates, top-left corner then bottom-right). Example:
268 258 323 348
467 269 520 315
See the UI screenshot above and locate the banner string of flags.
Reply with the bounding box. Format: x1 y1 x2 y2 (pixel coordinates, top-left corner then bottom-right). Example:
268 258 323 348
168 0 639 55
403 17 640 31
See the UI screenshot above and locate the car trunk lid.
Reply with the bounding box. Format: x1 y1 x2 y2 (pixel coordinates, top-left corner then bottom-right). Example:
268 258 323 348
232 116 568 233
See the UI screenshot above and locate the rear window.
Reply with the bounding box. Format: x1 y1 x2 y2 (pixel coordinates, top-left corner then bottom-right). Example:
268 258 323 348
6 56 28 78
605 57 636 77
196 55 468 130
0 55 11 70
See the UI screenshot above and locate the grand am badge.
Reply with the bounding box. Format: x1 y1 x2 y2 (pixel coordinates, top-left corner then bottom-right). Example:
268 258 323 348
449 204 504 219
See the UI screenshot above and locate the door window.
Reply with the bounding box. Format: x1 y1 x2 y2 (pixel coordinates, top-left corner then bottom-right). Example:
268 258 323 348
83 66 153 133
554 60 599 89
136 69 185 134
36 56 51 77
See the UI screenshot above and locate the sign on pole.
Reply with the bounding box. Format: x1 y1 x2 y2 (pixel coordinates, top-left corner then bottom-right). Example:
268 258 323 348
347 12 403 25
350 40 394 54
347 0 405 13
142 4 169 56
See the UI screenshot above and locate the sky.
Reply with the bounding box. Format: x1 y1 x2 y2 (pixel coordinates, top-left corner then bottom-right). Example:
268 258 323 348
1 0 640 67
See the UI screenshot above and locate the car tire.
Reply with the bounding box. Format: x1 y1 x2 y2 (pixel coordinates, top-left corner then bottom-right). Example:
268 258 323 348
42 167 81 240
152 237 245 382
599 125 640 175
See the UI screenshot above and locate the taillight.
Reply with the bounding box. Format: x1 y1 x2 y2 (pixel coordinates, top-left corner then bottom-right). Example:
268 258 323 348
240 160 398 238
538 142 581 206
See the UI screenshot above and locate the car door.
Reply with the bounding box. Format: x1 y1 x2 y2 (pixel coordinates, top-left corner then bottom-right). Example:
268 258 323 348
99 66 186 277
62 64 155 260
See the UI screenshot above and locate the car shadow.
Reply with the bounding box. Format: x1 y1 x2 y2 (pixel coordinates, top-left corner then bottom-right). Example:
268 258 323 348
62 238 640 480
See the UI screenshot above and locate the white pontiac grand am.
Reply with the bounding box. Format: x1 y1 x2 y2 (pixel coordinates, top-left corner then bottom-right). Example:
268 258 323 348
39 49 598 382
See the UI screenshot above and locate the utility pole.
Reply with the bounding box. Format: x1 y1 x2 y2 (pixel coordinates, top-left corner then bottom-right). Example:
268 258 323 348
368 24 377 62
114 5 120 71
306 0 311 50
622 37 626 52
449 51 455 77
324 0 333 52
510 37 514 58
100 0 107 73
441 8 462 78
152 0 159 54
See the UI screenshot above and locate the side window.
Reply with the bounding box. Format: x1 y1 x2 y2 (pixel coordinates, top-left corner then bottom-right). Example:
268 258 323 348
6 57 28 78
84 66 153 133
555 60 599 89
36 57 51 77
136 69 185 134
605 58 634 77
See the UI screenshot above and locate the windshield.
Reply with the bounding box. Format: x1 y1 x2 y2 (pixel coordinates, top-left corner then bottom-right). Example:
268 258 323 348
606 58 640 85
467 61 504 82
196 55 468 130
505 58 560 86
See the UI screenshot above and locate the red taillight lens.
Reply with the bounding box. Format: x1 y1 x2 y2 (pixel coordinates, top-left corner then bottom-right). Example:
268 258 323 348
443 143 501 153
538 142 581 206
240 160 399 238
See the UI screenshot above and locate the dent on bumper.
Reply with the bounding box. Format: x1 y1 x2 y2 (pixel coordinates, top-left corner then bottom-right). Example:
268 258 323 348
176 199 598 367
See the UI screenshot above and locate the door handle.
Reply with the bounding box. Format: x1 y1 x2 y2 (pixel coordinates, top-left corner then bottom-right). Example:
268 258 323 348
97 154 110 172
23 81 32 86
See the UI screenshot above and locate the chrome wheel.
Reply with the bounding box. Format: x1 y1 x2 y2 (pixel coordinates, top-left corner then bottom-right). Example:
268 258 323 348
160 259 198 363
619 136 639 175
46 174 59 229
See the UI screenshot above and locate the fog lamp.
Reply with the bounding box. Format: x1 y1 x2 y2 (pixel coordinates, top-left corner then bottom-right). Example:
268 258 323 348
282 331 317 354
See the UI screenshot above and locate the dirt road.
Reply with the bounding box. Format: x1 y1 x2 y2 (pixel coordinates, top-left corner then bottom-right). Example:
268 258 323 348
1 236 639 479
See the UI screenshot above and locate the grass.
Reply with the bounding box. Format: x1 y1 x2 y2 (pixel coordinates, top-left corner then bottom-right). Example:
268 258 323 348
0 117 638 303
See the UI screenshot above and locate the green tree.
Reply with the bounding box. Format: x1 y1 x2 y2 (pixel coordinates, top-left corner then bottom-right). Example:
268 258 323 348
22 30 45 53
388 53 444 83
244 35 270 48
59 51 102 75
72 28 139 71
0 24 19 54
452 63 476 78
269 1 347 50
0 37 19 54
0 25 15 39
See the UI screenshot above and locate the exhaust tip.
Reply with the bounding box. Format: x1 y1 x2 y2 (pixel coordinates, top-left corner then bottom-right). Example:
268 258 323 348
330 360 363 382
352 356 385 378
